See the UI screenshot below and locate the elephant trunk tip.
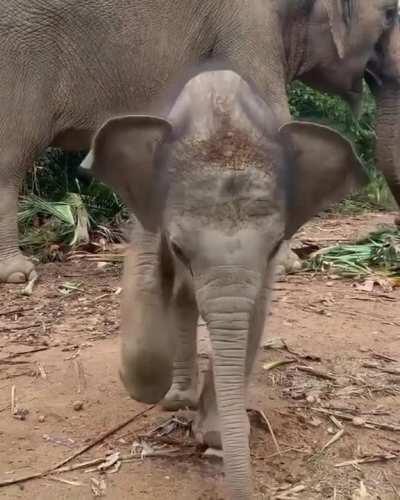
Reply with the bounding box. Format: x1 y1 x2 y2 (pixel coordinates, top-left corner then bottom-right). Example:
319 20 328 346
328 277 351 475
120 350 173 404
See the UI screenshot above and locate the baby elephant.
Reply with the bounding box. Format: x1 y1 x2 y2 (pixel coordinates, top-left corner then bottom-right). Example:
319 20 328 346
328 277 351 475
86 70 366 499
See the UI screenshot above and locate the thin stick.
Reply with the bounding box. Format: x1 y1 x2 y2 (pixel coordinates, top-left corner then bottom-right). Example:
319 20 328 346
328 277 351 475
362 362 400 376
54 458 105 474
311 407 400 432
10 386 16 415
320 429 345 452
0 405 155 489
262 359 295 371
371 352 398 363
47 476 82 487
256 409 281 454
335 453 398 468
5 347 49 359
383 471 400 498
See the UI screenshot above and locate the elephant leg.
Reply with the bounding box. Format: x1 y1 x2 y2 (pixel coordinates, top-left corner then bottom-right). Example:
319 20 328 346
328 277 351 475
274 240 302 275
0 150 36 283
161 282 198 411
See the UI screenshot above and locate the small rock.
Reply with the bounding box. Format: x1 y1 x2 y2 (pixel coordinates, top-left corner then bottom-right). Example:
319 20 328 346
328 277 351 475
38 415 46 423
73 401 84 412
352 417 366 427
13 408 29 421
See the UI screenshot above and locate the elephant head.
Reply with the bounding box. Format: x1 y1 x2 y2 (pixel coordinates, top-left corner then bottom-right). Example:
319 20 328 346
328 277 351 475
85 71 366 499
286 0 400 207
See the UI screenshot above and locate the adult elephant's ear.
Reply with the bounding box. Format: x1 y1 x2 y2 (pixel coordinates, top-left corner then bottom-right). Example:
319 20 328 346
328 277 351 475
322 0 352 58
279 121 368 238
87 115 172 231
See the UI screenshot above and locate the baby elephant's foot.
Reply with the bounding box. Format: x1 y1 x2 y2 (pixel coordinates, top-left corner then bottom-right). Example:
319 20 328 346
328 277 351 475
0 254 36 283
161 385 198 411
275 246 302 275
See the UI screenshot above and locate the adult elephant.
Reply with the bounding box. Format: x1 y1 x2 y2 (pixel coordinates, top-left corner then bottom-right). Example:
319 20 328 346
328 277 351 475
0 0 399 283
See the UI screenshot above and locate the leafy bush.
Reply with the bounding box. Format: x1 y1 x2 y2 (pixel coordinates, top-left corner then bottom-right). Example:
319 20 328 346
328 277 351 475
20 149 126 258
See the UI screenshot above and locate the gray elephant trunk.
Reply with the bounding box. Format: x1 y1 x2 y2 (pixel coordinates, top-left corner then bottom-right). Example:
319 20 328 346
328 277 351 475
196 270 261 500
119 239 175 405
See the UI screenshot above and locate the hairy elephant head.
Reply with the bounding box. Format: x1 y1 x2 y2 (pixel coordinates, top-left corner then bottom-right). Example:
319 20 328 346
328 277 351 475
84 70 367 499
289 0 400 207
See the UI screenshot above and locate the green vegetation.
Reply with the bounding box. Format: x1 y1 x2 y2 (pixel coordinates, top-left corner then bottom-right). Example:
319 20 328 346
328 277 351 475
19 83 394 256
20 149 126 258
307 228 400 278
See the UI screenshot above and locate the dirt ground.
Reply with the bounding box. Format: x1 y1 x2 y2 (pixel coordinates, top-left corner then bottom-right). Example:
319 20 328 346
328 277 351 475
0 212 399 500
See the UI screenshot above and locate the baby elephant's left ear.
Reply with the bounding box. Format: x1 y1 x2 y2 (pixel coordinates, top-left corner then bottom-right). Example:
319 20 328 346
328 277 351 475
280 121 368 238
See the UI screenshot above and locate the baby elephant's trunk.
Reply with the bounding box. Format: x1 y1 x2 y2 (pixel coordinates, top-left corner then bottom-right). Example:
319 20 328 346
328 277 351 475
196 269 261 500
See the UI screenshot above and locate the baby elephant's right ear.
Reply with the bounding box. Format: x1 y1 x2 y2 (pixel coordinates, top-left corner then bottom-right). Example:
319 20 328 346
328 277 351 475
90 115 172 230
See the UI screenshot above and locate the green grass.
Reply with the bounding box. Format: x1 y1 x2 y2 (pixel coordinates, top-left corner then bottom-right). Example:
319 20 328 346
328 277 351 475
307 228 400 278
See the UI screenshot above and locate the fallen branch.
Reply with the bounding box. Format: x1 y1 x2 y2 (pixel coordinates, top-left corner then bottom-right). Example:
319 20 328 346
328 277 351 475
311 407 400 432
4 347 49 359
2 322 41 332
296 365 336 381
371 353 399 363
335 453 398 468
0 405 155 489
362 362 400 376
263 359 295 371
250 409 281 454
320 428 345 452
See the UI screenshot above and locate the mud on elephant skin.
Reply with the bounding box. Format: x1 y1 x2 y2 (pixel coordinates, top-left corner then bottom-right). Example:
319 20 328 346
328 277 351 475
1 0 399 283
86 70 367 500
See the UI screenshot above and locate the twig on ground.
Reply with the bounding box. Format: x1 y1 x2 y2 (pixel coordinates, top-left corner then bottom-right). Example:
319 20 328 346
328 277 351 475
320 429 345 452
0 306 35 316
0 405 155 489
74 359 86 394
263 359 296 371
4 347 49 359
371 353 399 363
55 458 105 474
10 385 16 415
362 362 400 376
296 365 336 381
36 363 47 379
335 453 398 468
329 415 344 430
47 476 83 487
2 323 41 332
383 471 400 498
250 408 281 454
273 484 306 499
311 407 400 432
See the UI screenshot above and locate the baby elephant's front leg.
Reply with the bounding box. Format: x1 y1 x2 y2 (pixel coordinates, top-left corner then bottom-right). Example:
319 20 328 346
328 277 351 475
161 283 198 411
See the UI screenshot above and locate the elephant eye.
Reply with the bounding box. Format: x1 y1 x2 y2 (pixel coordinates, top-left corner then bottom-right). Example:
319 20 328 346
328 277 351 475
269 239 283 262
170 240 193 275
384 6 398 27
